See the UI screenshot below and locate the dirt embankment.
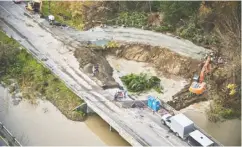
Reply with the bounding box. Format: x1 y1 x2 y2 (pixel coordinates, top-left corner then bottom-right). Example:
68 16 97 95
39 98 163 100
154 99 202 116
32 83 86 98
74 46 119 88
105 44 208 110
108 44 200 79
74 43 209 110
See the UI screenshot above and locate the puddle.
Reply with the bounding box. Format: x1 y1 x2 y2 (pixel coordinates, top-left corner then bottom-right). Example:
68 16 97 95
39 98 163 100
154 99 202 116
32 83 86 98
0 85 130 146
90 39 109 47
106 55 188 102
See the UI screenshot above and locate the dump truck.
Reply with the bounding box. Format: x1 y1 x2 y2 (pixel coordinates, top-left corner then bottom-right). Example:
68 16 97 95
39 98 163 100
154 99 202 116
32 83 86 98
161 113 195 140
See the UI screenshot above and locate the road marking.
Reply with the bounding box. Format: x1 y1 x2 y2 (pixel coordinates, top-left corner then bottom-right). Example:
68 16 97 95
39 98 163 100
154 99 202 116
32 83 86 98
0 135 9 145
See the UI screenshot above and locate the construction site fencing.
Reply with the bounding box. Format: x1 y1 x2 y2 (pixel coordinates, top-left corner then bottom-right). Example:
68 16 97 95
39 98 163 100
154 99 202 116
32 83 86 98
0 122 21 146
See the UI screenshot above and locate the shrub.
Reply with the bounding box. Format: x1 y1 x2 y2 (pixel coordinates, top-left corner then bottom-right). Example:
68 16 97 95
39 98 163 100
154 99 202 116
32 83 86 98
121 73 163 93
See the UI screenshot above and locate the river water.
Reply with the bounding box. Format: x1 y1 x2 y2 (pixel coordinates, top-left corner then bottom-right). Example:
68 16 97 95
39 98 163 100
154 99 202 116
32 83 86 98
0 85 130 146
184 110 241 146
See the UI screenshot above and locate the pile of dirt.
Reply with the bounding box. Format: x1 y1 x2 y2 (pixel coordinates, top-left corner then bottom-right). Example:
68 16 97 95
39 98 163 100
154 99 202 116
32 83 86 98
167 84 208 110
74 47 119 87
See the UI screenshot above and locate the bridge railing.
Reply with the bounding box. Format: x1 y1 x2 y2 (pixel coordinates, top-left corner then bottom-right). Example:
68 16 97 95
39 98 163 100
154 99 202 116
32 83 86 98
0 122 21 146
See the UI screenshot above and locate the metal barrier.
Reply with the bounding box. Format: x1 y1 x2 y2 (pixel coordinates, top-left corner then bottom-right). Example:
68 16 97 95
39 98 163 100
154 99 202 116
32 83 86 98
0 122 21 146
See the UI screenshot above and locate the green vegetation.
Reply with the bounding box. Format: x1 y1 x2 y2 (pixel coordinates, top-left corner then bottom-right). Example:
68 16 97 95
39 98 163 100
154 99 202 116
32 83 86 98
0 31 86 121
121 73 163 93
42 1 85 30
39 1 242 121
105 41 120 49
108 12 148 28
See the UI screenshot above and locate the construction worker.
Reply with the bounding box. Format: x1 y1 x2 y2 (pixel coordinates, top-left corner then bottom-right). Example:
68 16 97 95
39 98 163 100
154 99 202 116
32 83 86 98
92 64 99 76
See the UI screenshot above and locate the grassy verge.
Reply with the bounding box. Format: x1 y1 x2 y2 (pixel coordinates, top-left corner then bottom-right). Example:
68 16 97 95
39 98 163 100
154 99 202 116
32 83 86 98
41 1 84 30
0 31 86 121
120 73 163 93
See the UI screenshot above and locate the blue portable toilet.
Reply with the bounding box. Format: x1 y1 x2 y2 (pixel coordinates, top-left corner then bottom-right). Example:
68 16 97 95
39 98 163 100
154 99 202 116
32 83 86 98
147 96 154 109
152 99 161 112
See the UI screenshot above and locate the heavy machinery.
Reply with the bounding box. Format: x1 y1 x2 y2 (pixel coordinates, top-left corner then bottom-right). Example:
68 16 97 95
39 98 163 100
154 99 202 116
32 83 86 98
189 55 211 95
25 0 42 13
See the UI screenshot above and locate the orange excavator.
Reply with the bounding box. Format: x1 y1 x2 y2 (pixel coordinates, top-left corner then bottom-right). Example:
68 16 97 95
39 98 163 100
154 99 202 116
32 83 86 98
189 55 211 95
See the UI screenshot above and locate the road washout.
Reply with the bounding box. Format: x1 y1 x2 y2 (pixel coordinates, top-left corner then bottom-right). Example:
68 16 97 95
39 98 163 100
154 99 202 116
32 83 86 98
104 56 241 146
0 85 130 146
74 42 207 109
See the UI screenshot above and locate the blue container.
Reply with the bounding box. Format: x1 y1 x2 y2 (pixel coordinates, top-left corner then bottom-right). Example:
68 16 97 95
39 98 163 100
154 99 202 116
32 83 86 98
147 96 155 109
152 99 161 112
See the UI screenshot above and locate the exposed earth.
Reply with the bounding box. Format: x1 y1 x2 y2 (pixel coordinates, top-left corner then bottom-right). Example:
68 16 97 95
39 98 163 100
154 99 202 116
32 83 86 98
74 41 209 110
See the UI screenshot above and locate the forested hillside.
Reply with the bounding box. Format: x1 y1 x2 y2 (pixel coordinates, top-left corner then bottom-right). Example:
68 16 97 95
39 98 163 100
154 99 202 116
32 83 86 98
42 1 241 122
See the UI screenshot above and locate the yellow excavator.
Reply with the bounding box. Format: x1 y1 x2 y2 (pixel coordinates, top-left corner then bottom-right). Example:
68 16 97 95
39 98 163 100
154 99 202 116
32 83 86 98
25 0 42 13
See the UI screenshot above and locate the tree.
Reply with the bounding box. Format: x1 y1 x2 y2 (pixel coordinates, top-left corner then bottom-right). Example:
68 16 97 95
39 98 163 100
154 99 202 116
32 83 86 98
159 1 201 24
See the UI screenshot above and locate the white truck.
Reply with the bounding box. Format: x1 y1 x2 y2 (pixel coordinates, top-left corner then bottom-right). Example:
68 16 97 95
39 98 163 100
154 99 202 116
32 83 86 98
188 130 215 147
161 113 195 140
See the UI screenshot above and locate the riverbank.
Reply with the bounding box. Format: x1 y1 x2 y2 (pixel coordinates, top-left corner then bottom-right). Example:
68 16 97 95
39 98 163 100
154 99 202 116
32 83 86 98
0 31 85 121
0 85 130 146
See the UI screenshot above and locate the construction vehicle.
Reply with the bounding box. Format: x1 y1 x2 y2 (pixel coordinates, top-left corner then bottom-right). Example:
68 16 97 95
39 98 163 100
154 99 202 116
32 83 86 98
189 55 211 95
25 0 42 13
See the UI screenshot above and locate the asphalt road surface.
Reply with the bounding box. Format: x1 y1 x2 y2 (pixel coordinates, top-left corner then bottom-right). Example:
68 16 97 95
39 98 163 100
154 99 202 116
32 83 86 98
0 1 212 146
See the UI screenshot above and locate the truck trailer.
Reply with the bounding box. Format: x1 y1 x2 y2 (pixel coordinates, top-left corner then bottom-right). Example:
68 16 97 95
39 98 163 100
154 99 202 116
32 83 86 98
161 113 195 140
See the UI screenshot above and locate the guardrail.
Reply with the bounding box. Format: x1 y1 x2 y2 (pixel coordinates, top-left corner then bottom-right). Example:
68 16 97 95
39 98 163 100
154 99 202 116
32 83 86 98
0 122 21 146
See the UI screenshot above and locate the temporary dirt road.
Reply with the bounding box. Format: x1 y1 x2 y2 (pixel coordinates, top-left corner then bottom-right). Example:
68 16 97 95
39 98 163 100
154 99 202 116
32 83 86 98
0 1 211 146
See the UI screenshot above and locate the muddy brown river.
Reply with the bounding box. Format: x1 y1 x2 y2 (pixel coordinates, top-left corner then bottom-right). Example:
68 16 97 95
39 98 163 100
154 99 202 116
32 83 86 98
0 85 130 146
0 85 240 146
184 111 241 146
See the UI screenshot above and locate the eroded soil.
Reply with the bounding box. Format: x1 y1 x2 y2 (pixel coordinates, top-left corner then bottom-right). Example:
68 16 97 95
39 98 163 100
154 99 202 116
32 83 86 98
74 42 208 110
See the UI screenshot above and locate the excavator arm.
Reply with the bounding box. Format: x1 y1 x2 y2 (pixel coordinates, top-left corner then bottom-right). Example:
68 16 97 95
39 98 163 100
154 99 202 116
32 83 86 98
189 56 211 95
199 56 211 83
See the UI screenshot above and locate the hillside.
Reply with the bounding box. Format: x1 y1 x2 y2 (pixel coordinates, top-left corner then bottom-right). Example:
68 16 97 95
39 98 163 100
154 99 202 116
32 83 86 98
41 1 241 122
